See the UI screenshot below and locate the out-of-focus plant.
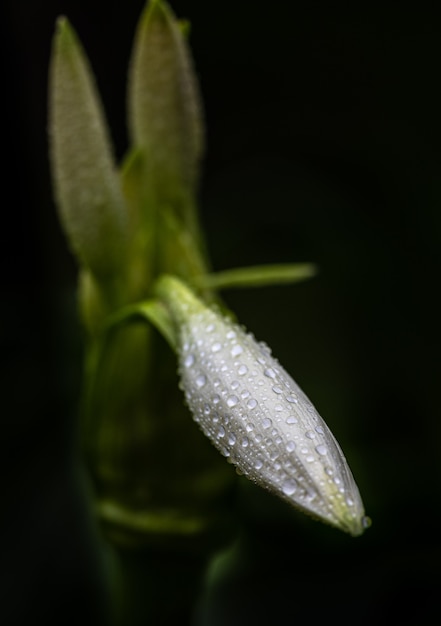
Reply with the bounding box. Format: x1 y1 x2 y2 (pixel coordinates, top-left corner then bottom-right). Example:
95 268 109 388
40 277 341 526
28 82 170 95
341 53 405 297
48 0 369 622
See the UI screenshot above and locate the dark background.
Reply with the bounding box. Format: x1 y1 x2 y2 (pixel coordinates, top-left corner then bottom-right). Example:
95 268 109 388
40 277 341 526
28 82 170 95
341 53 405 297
2 1 440 624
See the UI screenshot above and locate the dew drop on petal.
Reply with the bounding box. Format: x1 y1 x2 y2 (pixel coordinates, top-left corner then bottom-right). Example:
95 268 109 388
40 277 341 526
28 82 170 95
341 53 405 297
286 395 298 404
282 479 297 496
217 426 225 438
247 398 257 409
227 395 239 408
262 417 272 430
196 374 207 388
231 345 243 357
286 416 298 425
315 444 327 456
264 368 276 379
184 354 195 368
286 441 296 452
241 437 249 448
211 342 222 353
238 364 248 376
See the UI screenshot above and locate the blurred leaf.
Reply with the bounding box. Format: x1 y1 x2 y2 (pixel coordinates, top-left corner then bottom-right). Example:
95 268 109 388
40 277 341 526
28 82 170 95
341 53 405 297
192 263 318 290
128 0 204 211
49 17 129 281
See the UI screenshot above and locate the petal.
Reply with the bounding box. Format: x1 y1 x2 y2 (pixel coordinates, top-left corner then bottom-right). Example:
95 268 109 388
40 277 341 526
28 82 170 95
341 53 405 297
158 276 369 536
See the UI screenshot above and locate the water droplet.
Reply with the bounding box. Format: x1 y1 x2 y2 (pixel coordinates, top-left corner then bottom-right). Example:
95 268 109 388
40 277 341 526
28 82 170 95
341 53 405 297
241 390 250 399
286 441 296 452
211 342 222 353
362 516 372 529
221 446 230 457
212 394 220 404
254 458 263 470
282 479 297 496
206 323 215 333
272 385 283 394
237 364 248 376
213 378 221 388
254 433 263 443
346 497 354 507
231 380 240 390
325 467 333 476
217 426 225 438
231 345 243 357
274 404 283 412
286 395 298 404
264 368 276 379
196 374 207 388
227 330 236 339
227 395 239 407
259 342 271 355
241 437 249 448
275 436 283 445
203 404 210 414
286 416 298 425
315 426 324 434
245 423 254 432
228 433 237 445
306 455 315 463
315 444 327 455
305 430 316 439
262 417 272 429
247 398 257 409
184 354 195 368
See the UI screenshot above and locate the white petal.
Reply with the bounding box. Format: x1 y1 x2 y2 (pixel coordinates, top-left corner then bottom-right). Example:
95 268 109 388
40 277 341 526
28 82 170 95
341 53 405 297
159 276 368 536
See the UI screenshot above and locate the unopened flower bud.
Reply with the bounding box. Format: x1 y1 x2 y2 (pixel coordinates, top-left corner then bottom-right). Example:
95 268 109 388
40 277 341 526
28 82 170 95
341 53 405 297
158 275 369 536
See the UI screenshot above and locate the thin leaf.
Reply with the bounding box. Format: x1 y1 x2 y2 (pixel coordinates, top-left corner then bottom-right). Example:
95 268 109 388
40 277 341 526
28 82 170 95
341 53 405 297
191 263 318 291
128 0 204 205
104 298 178 350
49 17 128 279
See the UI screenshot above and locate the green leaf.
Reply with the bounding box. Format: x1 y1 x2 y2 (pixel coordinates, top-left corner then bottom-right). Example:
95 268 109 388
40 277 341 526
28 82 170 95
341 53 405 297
49 17 129 280
128 0 204 208
191 263 318 291
104 298 178 351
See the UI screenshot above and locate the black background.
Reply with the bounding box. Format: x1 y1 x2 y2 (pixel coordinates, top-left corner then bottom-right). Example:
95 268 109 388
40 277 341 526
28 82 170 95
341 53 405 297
2 1 441 624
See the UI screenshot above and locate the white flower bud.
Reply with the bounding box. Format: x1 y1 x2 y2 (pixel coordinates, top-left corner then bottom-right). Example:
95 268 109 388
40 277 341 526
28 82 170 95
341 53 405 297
158 276 369 536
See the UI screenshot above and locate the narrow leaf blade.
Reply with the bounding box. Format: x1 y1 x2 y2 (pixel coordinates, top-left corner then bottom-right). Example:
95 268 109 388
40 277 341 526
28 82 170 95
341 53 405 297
128 0 204 203
49 17 128 279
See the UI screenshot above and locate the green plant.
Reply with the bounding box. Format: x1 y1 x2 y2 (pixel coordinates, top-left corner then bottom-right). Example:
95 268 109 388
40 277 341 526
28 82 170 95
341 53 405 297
48 0 369 622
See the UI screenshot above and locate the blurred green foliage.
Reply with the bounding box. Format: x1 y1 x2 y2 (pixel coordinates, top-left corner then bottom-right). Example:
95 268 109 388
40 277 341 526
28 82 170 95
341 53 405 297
2 1 440 625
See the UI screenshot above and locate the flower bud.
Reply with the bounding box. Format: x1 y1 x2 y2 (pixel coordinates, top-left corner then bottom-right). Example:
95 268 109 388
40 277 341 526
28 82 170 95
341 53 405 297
158 276 369 536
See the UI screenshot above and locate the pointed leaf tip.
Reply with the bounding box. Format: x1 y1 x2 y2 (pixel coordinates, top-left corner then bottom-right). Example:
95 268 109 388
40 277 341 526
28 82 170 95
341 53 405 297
128 0 204 203
49 16 129 281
